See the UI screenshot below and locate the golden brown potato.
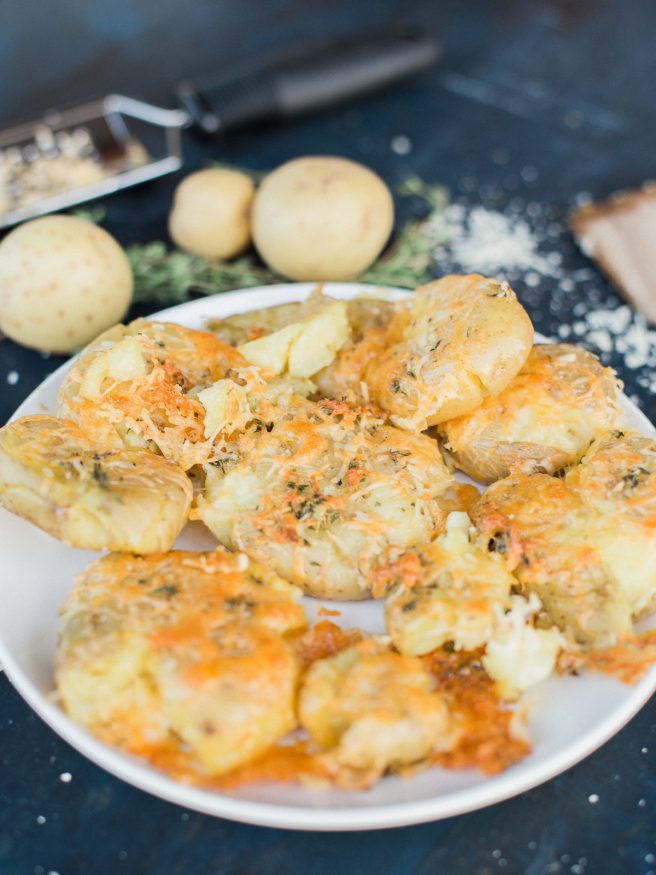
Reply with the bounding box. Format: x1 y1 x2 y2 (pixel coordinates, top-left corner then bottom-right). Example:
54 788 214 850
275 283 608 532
298 637 453 780
471 472 633 647
56 549 306 776
57 319 245 469
441 344 625 483
0 415 191 553
196 395 454 600
565 430 656 618
365 274 534 431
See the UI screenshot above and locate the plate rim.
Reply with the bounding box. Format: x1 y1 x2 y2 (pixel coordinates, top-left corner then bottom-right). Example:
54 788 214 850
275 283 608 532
1 280 655 831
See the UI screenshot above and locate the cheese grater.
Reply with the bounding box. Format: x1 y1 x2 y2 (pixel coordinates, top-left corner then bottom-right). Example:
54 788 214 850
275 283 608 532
0 27 440 229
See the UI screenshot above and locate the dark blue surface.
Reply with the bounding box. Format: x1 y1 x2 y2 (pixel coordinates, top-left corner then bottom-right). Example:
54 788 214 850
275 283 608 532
1 2 655 872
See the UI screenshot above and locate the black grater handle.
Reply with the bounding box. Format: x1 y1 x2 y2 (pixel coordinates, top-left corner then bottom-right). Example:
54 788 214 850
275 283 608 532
175 26 440 134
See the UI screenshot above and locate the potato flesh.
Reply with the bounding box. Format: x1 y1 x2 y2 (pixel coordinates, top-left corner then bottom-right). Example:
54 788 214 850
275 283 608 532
482 595 564 699
237 299 350 379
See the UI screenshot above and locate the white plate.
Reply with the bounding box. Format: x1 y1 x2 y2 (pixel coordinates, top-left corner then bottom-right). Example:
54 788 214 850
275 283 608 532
1 282 655 832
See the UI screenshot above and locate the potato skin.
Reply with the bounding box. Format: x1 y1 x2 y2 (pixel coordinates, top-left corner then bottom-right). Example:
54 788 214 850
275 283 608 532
0 215 132 353
168 168 255 259
441 343 625 483
365 274 534 431
0 415 192 553
252 156 394 281
56 549 306 776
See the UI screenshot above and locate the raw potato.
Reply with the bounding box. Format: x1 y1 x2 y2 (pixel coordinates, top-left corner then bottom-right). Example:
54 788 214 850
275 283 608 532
252 156 394 281
0 215 132 354
168 168 255 259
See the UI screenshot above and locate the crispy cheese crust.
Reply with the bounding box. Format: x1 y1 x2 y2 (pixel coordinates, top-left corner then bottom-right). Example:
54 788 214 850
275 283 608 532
441 344 625 483
57 319 245 469
0 415 192 553
365 274 534 430
56 549 307 776
196 396 453 600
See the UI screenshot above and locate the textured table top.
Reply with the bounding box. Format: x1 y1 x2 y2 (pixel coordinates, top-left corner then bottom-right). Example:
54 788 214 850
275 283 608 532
1 2 655 873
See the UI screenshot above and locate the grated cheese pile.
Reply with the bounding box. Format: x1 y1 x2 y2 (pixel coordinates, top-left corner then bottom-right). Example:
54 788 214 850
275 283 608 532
430 203 558 278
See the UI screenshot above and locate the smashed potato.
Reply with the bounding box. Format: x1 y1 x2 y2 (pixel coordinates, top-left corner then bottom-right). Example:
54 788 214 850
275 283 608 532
565 430 656 618
365 274 534 431
196 396 453 600
381 512 515 656
298 638 453 779
57 319 245 469
0 415 191 553
472 472 634 647
380 512 561 698
441 344 625 483
56 549 306 776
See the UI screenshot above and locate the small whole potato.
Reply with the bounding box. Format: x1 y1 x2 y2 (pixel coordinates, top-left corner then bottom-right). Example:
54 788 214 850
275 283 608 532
168 167 255 259
0 215 132 354
252 156 394 281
